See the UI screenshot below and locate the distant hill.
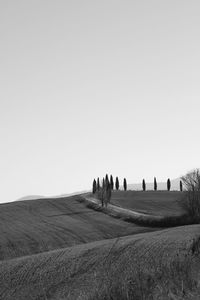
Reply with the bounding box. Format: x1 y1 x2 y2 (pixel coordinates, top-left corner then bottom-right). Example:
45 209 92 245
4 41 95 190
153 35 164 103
16 191 89 202
127 178 181 191
16 195 45 201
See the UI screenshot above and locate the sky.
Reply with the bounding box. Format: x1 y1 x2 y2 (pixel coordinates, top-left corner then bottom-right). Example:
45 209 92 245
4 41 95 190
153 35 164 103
0 1 200 203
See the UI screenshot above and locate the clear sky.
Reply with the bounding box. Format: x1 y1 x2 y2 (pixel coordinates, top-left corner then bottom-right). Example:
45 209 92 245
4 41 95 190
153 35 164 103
0 1 200 203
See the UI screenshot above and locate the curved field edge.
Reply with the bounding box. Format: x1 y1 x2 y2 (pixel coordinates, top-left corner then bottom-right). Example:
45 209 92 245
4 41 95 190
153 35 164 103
80 194 197 227
0 225 200 300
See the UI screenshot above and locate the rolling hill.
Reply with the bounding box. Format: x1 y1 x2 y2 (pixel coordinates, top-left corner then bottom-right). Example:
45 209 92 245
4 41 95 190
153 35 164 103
0 192 199 299
0 195 157 261
0 224 200 300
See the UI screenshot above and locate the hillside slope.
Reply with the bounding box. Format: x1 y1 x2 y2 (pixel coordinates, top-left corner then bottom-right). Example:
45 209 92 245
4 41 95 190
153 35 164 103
0 195 157 260
1 224 200 300
111 191 185 216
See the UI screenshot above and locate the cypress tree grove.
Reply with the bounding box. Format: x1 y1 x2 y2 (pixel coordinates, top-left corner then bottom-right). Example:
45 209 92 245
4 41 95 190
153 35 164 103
115 177 119 190
92 179 97 194
123 178 127 191
154 177 157 191
180 180 183 192
167 178 171 191
142 179 146 191
97 177 100 191
110 175 114 190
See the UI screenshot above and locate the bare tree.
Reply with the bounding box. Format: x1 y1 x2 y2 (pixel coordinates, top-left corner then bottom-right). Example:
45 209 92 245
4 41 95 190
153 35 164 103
97 178 112 207
105 181 112 207
181 169 200 220
181 169 200 192
97 186 105 207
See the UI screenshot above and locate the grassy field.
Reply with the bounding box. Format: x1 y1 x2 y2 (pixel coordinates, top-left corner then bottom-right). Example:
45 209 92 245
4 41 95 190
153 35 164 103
0 224 200 300
0 193 200 299
111 190 185 216
0 195 157 261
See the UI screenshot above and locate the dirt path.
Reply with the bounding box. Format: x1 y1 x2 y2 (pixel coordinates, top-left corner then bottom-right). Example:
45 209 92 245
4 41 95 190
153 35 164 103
83 194 164 221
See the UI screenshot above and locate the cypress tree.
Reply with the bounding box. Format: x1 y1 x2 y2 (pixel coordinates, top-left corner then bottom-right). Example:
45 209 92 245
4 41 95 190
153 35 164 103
97 177 100 191
154 177 157 191
123 178 127 191
142 179 146 191
92 179 97 194
102 178 105 189
105 174 109 187
110 175 114 190
115 177 119 190
180 180 183 192
167 178 171 191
